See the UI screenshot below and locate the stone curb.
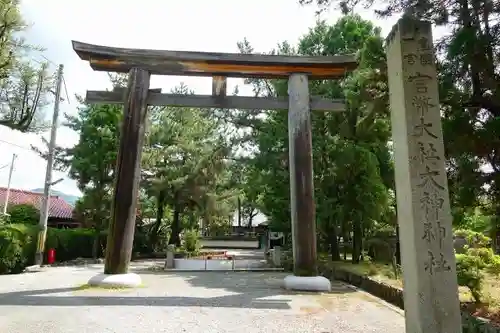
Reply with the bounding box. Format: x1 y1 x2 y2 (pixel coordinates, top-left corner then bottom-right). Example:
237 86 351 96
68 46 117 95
335 280 405 316
162 268 285 272
318 265 500 333
23 265 47 273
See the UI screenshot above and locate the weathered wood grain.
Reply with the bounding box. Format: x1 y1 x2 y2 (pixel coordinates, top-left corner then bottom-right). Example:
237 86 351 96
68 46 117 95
86 90 345 112
72 40 357 79
113 87 161 94
104 68 150 275
212 76 227 96
288 73 317 276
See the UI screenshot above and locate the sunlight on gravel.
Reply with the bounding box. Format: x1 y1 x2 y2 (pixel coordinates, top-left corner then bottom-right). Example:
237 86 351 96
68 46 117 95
0 264 405 333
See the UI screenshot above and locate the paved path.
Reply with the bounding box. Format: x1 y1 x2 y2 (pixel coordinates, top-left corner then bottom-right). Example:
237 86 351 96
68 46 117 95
0 262 405 333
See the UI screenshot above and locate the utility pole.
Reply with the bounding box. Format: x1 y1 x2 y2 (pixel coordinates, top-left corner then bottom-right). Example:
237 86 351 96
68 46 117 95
35 64 63 266
3 153 17 215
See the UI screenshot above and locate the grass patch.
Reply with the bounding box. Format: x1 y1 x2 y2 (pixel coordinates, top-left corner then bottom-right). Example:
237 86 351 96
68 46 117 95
324 258 500 325
147 265 164 271
75 283 145 291
326 259 403 289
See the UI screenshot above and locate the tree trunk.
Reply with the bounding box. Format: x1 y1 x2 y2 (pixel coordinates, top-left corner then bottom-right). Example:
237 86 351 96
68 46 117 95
360 223 365 262
352 220 362 264
150 190 166 250
188 211 196 229
202 216 209 236
92 211 101 260
395 224 401 265
248 210 256 228
92 179 106 260
92 231 100 259
329 220 341 261
342 224 348 261
169 203 182 247
237 197 242 227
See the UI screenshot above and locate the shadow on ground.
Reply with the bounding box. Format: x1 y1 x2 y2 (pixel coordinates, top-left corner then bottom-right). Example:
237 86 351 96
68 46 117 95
0 267 354 310
139 270 355 296
0 284 290 309
138 269 356 308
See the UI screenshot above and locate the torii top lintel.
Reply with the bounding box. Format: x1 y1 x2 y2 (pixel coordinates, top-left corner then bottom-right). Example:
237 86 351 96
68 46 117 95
72 41 358 79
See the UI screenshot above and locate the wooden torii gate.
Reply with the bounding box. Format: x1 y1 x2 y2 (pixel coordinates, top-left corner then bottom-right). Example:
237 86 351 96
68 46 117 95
73 15 463 331
72 41 356 287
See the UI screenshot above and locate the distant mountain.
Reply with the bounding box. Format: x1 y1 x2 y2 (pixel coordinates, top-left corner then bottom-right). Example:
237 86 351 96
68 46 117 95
30 188 80 207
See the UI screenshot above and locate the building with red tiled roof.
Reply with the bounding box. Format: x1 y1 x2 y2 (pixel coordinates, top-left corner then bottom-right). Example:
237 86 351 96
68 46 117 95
0 187 79 228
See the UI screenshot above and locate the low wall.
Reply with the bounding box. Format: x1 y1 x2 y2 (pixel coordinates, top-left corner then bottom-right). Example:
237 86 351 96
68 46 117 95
318 263 500 333
200 239 259 249
173 258 264 270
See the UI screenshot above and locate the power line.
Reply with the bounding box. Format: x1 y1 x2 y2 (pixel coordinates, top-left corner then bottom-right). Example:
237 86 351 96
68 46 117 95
61 74 70 104
0 138 42 154
40 55 55 66
36 55 71 104
0 138 35 151
0 56 72 155
40 55 70 104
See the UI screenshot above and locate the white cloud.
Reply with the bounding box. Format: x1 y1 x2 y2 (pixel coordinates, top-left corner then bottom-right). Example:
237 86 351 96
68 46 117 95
5 0 403 196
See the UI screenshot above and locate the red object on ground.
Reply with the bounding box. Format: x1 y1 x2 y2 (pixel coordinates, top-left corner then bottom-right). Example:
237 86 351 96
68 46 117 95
47 248 56 265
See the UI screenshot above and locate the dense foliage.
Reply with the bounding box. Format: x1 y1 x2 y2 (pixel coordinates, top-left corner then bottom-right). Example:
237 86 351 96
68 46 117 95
294 0 500 308
0 0 52 132
27 3 500 320
299 0 500 250
231 15 394 264
0 223 152 274
7 204 39 225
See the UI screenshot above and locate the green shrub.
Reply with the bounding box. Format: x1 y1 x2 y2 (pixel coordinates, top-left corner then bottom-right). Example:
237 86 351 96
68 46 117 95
133 229 149 254
365 237 395 262
0 224 96 273
0 228 26 273
46 228 95 261
182 229 200 255
2 224 38 267
0 214 9 225
7 204 40 225
133 224 155 255
0 223 165 274
456 252 485 303
454 229 491 248
454 230 500 303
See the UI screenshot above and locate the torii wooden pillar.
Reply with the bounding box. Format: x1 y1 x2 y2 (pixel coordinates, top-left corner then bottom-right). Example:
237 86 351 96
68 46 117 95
72 41 356 280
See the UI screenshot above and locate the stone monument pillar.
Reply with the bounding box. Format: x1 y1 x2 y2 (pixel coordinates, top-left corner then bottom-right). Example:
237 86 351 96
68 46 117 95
386 16 462 333
165 244 175 269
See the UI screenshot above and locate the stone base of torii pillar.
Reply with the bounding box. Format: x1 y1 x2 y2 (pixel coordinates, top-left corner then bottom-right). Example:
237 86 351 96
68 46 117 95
283 275 331 292
87 273 142 288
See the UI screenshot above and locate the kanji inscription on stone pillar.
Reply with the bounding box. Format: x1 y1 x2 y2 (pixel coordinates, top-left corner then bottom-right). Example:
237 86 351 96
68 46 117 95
386 16 462 333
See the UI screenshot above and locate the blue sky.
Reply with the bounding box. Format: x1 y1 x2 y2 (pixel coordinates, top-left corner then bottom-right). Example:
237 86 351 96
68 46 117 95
0 0 402 197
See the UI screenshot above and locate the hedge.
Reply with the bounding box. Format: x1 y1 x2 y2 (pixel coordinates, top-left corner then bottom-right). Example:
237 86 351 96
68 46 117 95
0 224 150 274
201 236 259 241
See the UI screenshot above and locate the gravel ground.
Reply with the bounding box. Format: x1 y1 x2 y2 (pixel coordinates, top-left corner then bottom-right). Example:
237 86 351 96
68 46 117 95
0 262 405 333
